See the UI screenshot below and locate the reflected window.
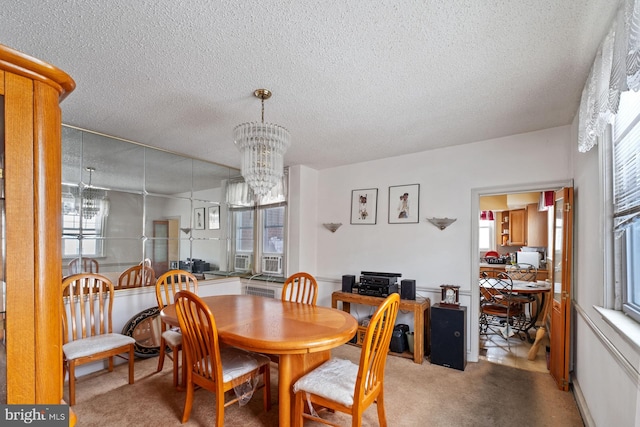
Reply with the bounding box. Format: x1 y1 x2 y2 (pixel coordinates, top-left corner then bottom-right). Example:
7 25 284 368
62 186 107 257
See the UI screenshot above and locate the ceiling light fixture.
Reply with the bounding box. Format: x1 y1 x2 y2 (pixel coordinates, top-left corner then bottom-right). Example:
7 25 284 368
233 89 291 198
82 167 102 220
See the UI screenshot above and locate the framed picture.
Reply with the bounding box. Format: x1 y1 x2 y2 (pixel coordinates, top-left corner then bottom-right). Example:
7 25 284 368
389 184 420 224
208 206 220 230
194 207 205 230
351 188 378 225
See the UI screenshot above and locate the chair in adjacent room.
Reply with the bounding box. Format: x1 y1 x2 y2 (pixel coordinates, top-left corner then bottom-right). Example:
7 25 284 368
62 273 135 406
505 262 539 332
479 269 526 346
282 272 318 306
175 290 271 425
116 264 156 290
293 292 400 427
155 269 199 387
67 257 99 275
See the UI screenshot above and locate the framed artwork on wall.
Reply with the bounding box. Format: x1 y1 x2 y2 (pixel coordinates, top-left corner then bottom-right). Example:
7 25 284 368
194 207 205 230
389 184 420 224
208 206 220 230
351 188 378 225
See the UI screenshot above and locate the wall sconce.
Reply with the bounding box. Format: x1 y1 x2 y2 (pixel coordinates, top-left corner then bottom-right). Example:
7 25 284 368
180 227 192 235
426 217 456 230
323 223 342 233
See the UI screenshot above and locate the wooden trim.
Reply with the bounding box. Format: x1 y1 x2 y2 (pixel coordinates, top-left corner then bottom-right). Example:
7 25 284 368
33 80 63 402
0 44 75 100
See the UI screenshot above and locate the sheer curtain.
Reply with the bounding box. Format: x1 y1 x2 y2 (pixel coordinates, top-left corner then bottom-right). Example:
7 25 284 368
578 0 640 152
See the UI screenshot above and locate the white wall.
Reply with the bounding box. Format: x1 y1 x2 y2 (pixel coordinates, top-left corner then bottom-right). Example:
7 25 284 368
286 126 570 360
570 120 640 425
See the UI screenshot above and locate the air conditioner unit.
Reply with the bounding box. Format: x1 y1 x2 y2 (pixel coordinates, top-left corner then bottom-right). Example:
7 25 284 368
262 255 283 274
234 254 252 271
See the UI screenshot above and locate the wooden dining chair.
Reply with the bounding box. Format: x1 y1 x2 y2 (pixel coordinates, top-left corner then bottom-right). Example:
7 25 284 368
116 264 156 289
282 272 318 306
67 257 99 275
175 290 271 425
62 273 135 406
155 269 198 387
293 292 400 427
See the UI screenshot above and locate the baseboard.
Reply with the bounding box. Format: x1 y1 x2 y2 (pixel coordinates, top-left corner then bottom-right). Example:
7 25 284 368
571 378 595 427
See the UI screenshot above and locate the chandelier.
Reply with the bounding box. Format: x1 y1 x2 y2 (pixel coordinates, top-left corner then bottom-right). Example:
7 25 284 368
82 167 102 220
233 89 290 198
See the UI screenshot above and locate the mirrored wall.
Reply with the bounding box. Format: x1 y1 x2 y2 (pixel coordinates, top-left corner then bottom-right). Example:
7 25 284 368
61 125 241 286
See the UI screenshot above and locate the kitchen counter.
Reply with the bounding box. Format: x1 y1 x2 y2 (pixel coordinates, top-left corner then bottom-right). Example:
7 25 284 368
479 263 549 281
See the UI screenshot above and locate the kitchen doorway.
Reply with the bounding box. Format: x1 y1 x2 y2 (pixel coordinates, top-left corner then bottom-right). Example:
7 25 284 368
470 180 572 372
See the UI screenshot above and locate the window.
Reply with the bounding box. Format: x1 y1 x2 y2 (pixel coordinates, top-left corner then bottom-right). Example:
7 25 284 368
263 206 285 254
233 209 254 253
611 90 640 322
479 219 495 253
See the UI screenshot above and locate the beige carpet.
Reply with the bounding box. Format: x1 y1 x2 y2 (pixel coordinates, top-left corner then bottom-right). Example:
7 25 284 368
70 345 584 426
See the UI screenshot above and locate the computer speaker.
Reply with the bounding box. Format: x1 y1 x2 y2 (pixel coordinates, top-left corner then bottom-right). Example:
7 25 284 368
400 279 416 300
342 275 356 293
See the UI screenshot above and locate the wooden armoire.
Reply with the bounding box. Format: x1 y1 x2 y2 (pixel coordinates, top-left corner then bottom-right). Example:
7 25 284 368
0 44 75 405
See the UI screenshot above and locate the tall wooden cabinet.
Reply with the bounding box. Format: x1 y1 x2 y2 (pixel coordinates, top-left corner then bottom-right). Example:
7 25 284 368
0 44 75 404
525 203 548 247
508 209 526 246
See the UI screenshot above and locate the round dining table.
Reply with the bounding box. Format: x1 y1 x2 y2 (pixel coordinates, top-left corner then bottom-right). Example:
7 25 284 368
160 294 358 427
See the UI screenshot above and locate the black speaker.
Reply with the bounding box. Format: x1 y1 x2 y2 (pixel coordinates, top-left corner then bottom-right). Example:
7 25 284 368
430 304 467 371
400 279 416 300
342 275 356 293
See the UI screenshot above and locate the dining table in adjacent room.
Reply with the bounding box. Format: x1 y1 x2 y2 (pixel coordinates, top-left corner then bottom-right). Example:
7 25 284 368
160 294 358 427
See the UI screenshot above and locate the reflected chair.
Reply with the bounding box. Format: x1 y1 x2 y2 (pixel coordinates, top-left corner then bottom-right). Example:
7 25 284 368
67 257 99 275
175 290 271 425
116 264 156 289
282 272 318 306
155 269 198 387
479 270 526 347
293 293 400 427
62 273 135 406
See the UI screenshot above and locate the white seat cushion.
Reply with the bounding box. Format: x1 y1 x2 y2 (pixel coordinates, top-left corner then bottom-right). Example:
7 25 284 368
218 346 270 383
293 358 359 407
162 329 182 347
63 333 135 360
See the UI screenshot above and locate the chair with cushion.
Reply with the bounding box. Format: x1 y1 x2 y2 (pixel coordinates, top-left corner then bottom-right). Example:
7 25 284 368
155 269 198 387
62 273 135 406
67 257 99 275
282 272 318 306
175 290 271 425
293 292 400 427
116 264 156 290
479 269 526 346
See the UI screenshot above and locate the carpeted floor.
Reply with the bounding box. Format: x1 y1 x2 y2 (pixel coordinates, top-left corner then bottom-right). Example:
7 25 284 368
70 344 584 426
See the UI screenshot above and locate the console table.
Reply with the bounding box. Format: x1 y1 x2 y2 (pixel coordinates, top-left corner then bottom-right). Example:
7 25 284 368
331 291 430 364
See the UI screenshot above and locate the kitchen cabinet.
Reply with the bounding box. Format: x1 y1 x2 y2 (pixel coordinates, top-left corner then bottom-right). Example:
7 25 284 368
525 203 548 247
508 209 526 246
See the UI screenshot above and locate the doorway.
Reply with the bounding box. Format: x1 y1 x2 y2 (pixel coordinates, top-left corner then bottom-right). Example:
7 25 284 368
470 180 572 372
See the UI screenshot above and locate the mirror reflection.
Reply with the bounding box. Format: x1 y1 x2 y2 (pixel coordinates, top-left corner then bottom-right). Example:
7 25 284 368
61 126 240 287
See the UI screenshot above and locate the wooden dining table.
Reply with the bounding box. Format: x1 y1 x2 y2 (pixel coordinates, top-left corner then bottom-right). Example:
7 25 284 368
160 294 358 427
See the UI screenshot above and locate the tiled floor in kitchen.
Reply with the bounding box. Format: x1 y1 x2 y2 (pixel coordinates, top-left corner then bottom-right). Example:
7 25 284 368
479 329 549 373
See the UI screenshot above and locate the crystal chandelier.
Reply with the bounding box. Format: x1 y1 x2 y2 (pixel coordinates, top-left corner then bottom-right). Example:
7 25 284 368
82 167 101 220
233 89 290 198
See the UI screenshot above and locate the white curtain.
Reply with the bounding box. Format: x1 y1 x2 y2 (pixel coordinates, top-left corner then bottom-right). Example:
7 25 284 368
578 0 640 152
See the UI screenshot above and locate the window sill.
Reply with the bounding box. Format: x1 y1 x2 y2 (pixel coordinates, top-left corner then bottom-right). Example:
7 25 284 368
594 306 640 352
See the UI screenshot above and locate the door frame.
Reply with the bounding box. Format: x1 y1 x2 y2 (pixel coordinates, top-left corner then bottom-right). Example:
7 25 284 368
469 179 573 363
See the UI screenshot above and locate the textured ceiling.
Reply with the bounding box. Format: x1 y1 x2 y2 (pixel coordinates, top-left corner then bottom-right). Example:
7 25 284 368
1 1 620 170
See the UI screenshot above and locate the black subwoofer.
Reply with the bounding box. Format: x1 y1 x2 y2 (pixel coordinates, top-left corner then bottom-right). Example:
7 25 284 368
430 304 467 371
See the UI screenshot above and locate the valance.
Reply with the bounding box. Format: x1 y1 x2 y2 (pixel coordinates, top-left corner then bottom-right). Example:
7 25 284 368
578 0 640 152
